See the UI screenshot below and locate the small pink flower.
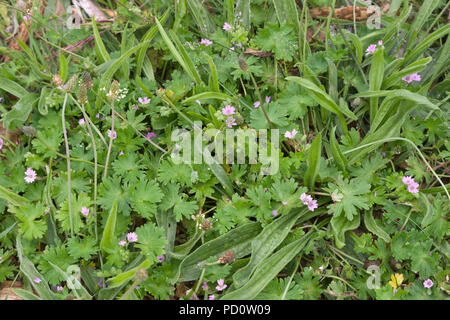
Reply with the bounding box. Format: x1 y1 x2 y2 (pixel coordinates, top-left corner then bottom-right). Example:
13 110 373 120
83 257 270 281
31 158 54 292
402 176 414 185
200 38 212 46
282 201 288 206
96 113 100 119
119 151 124 156
216 279 227 291
157 255 165 262
107 130 117 140
408 182 419 194
195 100 201 105
197 262 202 268
223 22 231 31
225 117 237 128
81 206 89 216
300 193 318 212
202 281 208 290
265 96 271 104
138 97 151 105
147 132 156 141
307 199 318 211
56 286 63 292
0 137 3 150
222 105 235 116
423 279 433 288
378 40 383 46
24 168 37 183
402 175 419 194
79 118 85 125
272 209 278 216
253 101 260 108
365 44 377 56
284 129 298 139
118 240 127 246
209 295 215 300
33 277 41 284
126 232 138 242
402 73 421 83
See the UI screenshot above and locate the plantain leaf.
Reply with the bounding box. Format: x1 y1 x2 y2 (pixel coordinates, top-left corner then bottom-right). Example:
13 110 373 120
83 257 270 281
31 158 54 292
304 133 322 191
364 209 391 243
100 200 118 253
221 231 315 299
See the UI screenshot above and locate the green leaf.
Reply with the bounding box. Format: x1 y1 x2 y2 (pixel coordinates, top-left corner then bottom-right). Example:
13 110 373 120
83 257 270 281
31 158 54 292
233 207 309 288
329 126 347 173
107 259 151 288
0 78 28 98
183 92 234 105
221 231 315 299
286 77 357 120
304 133 322 190
16 237 56 300
173 222 262 283
92 18 110 64
330 213 361 248
364 209 391 243
0 185 30 207
2 93 39 129
326 178 370 221
100 200 118 254
369 47 384 123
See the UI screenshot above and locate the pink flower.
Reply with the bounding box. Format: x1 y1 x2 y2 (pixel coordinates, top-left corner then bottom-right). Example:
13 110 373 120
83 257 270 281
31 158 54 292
157 255 165 262
402 73 421 83
216 279 227 291
24 168 37 183
197 262 202 268
147 132 156 140
253 101 260 108
423 279 433 288
402 176 414 185
107 130 117 140
202 281 208 290
200 38 212 46
402 175 419 194
81 206 89 216
138 97 151 105
195 100 201 105
209 295 215 300
126 232 138 242
265 96 271 104
0 137 3 150
365 44 377 56
223 22 231 31
378 40 383 46
222 105 235 116
300 193 312 204
282 201 288 206
79 118 85 125
56 286 63 292
307 199 318 211
119 151 124 156
225 117 237 128
408 182 419 194
272 209 278 216
96 113 100 119
284 129 298 139
118 240 127 246
300 193 318 212
33 277 41 284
